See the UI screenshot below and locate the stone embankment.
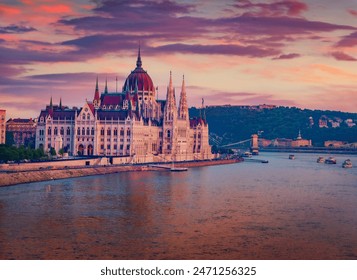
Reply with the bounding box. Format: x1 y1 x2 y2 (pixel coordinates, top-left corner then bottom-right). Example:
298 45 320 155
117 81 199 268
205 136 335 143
0 159 242 187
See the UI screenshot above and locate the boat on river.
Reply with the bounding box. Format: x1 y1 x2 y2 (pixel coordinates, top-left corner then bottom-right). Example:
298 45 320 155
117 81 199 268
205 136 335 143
289 154 295 160
170 167 188 172
342 159 352 168
317 156 325 163
242 151 252 158
325 157 337 164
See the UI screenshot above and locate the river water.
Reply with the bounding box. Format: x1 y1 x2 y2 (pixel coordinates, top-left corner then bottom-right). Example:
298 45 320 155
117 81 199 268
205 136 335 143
0 152 356 260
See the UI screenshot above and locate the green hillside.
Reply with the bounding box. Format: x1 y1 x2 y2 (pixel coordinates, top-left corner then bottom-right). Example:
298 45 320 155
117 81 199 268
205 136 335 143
189 106 357 147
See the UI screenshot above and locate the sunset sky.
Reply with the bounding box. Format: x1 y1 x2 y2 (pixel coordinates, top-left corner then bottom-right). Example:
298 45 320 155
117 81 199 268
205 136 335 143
0 0 356 119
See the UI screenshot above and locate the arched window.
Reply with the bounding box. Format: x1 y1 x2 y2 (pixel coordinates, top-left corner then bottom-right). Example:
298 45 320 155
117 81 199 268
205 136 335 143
86 127 90 136
60 127 64 135
114 128 118 136
82 128 85 135
127 128 130 137
87 113 90 120
120 128 124 136
48 127 51 135
67 127 70 135
82 113 85 120
167 130 171 138
54 127 58 135
107 128 111 136
77 127 80 135
91 127 94 135
100 128 104 136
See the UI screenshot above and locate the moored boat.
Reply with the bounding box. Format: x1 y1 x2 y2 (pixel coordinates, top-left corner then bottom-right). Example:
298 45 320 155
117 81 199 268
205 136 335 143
317 156 324 163
325 157 337 164
242 151 252 158
342 159 352 168
170 167 188 172
289 154 295 160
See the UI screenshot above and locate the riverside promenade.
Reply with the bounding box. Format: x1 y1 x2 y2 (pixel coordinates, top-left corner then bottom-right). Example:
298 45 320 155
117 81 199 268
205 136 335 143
0 158 242 187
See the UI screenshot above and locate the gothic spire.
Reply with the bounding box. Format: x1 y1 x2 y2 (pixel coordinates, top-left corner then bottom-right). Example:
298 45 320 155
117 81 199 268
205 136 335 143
93 76 100 107
59 97 62 109
136 44 142 68
164 71 177 122
104 78 108 94
178 74 188 120
50 96 53 108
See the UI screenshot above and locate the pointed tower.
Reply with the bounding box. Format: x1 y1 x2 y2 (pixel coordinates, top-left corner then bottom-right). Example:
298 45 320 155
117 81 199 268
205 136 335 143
104 78 108 94
50 96 53 108
163 71 178 156
164 71 177 122
178 75 189 120
93 76 100 108
59 97 62 109
136 45 142 69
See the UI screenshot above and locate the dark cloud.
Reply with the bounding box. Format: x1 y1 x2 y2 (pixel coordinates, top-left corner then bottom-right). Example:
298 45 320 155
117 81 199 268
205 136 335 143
273 53 301 60
234 0 308 17
0 24 37 34
336 31 357 47
330 52 356 61
154 43 280 57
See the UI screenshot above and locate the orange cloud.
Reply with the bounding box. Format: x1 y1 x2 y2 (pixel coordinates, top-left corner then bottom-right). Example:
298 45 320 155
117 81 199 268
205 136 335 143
39 4 72 14
0 5 21 16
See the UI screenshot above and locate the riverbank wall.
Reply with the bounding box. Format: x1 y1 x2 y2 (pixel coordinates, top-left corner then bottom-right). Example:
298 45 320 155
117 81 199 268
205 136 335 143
0 158 242 187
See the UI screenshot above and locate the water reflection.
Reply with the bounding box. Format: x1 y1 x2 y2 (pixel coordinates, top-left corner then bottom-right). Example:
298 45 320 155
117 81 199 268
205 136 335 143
0 153 356 259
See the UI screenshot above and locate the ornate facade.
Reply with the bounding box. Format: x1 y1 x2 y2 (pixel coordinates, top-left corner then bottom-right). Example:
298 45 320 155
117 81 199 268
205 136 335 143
0 109 5 144
35 50 213 163
6 118 36 148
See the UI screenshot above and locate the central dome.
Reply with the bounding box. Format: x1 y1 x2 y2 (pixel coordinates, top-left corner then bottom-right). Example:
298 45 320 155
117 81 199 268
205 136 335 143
123 48 155 94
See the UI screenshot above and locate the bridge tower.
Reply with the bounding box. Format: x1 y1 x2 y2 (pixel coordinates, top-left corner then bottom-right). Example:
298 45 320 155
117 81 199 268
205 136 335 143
250 134 259 155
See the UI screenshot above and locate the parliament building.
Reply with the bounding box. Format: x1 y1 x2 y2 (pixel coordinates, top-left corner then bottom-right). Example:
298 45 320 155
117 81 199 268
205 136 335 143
35 49 213 163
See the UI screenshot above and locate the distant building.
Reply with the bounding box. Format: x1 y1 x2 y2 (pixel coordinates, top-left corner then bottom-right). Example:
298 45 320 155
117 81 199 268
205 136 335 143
259 138 272 147
291 130 312 147
318 115 328 128
345 119 356 128
324 140 347 148
0 109 6 144
6 118 37 148
308 116 314 127
272 131 311 148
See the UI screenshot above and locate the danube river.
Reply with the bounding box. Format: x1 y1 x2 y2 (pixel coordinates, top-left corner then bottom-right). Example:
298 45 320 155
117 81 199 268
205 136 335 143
0 152 356 259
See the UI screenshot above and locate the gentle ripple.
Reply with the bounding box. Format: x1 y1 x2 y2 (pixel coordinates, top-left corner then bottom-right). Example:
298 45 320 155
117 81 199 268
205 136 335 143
0 152 356 259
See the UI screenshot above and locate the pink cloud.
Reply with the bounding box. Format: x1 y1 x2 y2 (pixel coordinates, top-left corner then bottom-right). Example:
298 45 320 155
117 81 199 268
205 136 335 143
336 31 357 47
273 53 301 60
331 52 356 61
349 9 357 17
39 4 72 14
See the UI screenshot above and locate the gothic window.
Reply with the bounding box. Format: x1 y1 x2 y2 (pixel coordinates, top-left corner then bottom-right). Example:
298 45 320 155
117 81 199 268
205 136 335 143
127 128 130 137
107 144 110 150
82 113 85 120
77 127 80 135
107 128 111 136
67 127 70 135
54 127 58 135
100 128 104 136
114 128 118 136
120 144 123 150
48 127 51 135
91 127 94 135
87 128 90 136
123 100 129 109
60 127 64 135
87 113 90 120
40 117 44 123
82 128 85 135
167 130 171 138
120 128 124 136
